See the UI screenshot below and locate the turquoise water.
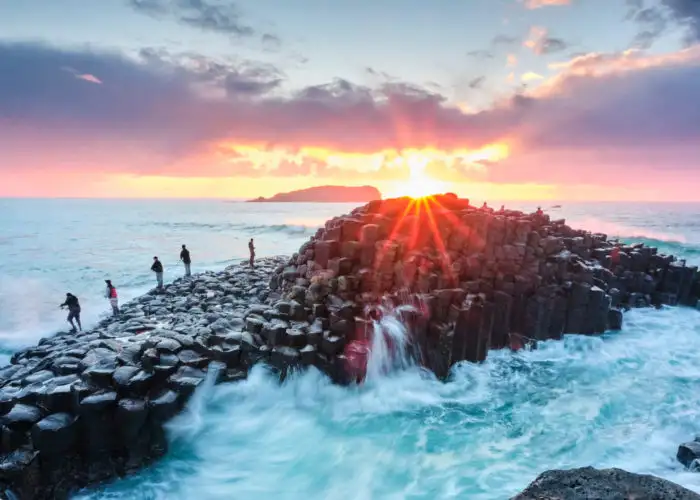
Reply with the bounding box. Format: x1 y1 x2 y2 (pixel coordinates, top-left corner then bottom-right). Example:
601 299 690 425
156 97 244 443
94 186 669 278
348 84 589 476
1 199 700 499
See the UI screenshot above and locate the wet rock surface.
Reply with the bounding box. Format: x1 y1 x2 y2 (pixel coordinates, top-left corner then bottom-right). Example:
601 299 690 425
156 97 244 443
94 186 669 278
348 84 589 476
0 258 285 499
0 196 698 498
512 466 700 499
270 195 699 378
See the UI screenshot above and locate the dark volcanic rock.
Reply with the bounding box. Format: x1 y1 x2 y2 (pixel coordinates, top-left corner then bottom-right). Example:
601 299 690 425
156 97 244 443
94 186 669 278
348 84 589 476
0 404 42 432
512 467 700 500
31 412 77 455
678 441 700 470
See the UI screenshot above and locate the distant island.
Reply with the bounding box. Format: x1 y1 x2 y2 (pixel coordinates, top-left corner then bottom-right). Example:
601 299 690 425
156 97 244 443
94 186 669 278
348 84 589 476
248 185 382 203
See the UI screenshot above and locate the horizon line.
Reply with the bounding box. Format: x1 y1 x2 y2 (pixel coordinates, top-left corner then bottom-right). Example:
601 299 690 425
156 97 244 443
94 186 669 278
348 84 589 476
1 196 699 204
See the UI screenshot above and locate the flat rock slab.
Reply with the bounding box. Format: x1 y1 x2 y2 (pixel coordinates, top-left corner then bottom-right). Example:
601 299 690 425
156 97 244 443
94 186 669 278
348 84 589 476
512 467 700 500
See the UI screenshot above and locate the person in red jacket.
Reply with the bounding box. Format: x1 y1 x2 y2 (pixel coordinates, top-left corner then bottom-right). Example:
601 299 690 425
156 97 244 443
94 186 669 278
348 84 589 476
610 246 621 269
105 279 119 316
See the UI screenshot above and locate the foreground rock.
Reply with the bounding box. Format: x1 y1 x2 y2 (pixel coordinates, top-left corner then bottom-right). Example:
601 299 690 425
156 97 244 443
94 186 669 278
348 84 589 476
513 467 700 499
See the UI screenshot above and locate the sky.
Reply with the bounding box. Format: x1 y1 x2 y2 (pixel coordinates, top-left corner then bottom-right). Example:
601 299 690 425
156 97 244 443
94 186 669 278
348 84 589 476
1 0 699 201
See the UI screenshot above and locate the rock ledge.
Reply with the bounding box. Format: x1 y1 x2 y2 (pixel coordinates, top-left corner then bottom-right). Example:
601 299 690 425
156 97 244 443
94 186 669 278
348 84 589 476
513 466 700 500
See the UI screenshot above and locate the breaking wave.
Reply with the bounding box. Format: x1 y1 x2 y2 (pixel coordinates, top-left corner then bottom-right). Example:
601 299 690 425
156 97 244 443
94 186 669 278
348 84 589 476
80 306 700 500
148 221 317 237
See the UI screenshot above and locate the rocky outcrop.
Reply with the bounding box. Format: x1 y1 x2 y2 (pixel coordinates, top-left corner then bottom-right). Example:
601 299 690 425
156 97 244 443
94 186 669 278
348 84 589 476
1 195 698 497
268 194 700 379
248 185 381 203
0 258 286 499
513 467 700 499
678 439 700 471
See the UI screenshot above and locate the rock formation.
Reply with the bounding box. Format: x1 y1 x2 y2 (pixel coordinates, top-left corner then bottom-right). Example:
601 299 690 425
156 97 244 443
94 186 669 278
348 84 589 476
0 259 285 499
513 467 700 499
678 438 700 471
269 194 699 380
0 194 698 498
247 185 381 203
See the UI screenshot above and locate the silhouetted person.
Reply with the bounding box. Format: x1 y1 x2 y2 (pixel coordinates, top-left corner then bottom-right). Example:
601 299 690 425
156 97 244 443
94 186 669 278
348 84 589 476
481 202 488 210
499 204 505 212
535 206 543 216
248 238 255 268
105 280 119 316
180 244 191 277
151 256 164 289
59 293 82 332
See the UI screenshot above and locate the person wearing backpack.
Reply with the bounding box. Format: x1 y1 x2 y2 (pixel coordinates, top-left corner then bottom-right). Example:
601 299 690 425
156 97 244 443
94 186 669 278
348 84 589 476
151 256 164 289
180 244 192 277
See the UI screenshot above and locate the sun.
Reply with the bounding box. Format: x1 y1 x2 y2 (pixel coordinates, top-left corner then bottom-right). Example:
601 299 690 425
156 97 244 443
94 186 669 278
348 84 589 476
388 153 448 199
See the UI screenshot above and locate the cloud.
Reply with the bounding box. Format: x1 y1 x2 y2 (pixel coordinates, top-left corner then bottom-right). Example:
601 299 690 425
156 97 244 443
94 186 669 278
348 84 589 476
524 27 569 55
222 62 284 96
522 0 571 9
521 71 544 82
468 76 486 89
261 33 282 51
137 47 284 96
486 46 700 186
507 54 518 67
128 0 255 37
62 66 103 84
662 0 700 43
467 49 494 59
1 41 700 194
625 2 668 49
492 34 520 46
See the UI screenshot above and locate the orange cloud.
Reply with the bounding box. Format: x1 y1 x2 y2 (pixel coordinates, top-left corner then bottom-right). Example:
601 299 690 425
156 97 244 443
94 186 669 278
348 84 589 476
535 44 700 97
2 41 700 201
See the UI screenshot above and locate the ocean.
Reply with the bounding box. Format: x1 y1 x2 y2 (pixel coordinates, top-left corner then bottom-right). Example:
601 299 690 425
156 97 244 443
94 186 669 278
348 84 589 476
1 198 700 499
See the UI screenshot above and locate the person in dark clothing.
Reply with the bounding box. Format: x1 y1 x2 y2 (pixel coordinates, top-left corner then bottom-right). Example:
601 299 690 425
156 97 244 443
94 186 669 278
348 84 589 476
180 245 191 277
59 293 82 332
248 238 255 268
151 256 164 289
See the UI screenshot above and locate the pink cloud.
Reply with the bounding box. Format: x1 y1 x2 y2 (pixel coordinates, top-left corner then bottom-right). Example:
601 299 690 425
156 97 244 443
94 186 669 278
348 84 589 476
76 73 102 84
1 41 700 199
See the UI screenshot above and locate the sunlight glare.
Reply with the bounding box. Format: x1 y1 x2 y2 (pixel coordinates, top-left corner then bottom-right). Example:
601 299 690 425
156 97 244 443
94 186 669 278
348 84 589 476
389 152 449 199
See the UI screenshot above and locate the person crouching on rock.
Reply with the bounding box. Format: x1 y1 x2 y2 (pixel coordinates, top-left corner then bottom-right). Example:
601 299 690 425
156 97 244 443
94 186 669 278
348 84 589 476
180 244 191 277
151 256 164 290
248 238 256 268
105 280 119 316
59 293 82 332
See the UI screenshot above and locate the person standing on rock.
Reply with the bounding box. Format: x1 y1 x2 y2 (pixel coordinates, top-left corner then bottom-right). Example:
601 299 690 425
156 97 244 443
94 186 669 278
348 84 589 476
151 256 164 289
104 280 119 316
59 293 82 332
248 238 255 268
180 244 191 277
610 245 621 270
